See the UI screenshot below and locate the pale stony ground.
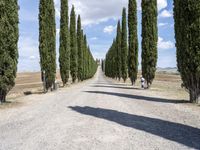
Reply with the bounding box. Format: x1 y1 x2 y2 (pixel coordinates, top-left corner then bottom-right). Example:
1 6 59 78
0 67 200 150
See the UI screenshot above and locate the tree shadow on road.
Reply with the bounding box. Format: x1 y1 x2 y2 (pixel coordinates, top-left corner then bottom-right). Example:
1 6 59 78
93 82 129 87
84 91 189 104
91 85 141 90
69 106 200 149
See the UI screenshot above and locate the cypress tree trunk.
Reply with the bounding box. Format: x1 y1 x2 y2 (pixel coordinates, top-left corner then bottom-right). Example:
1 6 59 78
141 0 158 88
39 0 56 90
121 8 128 82
128 0 138 85
77 15 83 81
70 6 78 83
116 21 122 81
59 0 70 86
174 0 200 103
0 0 19 103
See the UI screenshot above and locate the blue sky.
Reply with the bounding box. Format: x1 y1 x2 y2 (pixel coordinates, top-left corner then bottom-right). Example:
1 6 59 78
18 0 175 72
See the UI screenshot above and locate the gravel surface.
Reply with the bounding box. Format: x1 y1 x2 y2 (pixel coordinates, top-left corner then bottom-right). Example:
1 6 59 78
0 68 200 150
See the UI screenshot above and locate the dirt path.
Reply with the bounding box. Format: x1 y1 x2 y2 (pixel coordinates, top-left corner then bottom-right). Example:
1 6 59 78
0 68 200 150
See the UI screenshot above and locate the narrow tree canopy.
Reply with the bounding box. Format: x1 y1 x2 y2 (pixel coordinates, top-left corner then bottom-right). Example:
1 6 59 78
59 0 70 86
174 0 200 103
0 0 19 102
128 0 138 85
141 0 158 88
39 0 56 90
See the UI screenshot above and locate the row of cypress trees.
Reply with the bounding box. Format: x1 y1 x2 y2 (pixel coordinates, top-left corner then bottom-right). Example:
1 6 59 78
105 0 157 87
105 0 200 103
39 0 97 90
0 0 97 103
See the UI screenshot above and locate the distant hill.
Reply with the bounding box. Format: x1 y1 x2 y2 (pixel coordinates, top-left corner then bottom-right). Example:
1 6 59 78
157 67 179 74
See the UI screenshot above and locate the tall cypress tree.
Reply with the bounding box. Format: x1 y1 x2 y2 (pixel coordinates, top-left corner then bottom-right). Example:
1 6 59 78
39 0 56 90
141 0 158 88
116 21 122 80
121 8 128 82
0 0 19 102
83 35 87 80
128 0 138 85
80 29 84 80
59 0 70 86
77 15 83 81
70 5 77 83
174 0 200 103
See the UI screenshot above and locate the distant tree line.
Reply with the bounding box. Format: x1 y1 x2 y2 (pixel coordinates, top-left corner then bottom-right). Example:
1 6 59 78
40 0 97 91
0 0 97 103
104 0 200 103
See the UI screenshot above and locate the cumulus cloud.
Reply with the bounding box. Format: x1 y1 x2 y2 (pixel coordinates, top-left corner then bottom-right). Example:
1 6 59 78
158 37 174 50
103 25 116 34
159 10 173 18
157 0 167 11
53 0 169 26
54 0 60 18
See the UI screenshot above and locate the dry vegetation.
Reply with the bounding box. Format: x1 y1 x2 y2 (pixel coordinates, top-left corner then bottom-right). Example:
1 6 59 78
7 70 189 103
7 71 62 99
108 71 189 102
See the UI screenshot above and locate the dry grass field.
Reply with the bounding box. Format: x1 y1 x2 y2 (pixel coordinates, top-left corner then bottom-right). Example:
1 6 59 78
7 71 62 99
7 70 189 102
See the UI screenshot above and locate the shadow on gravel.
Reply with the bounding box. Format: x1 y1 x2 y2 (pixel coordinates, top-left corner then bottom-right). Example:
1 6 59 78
93 82 129 86
84 91 189 104
91 85 141 90
69 106 200 149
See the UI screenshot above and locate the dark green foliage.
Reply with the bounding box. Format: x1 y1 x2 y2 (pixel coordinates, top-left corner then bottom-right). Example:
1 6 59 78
101 59 105 72
121 8 128 82
141 0 158 88
83 35 87 80
104 20 123 80
128 0 138 85
116 21 122 80
77 15 83 81
105 39 118 78
70 6 78 83
0 0 19 102
59 0 70 86
82 35 97 80
174 0 200 103
39 0 56 90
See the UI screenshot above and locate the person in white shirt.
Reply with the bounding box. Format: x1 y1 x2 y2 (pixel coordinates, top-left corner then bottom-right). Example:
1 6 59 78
141 76 145 89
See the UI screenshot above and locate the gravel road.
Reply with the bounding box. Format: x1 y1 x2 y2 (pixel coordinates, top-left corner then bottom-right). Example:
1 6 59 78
0 68 200 150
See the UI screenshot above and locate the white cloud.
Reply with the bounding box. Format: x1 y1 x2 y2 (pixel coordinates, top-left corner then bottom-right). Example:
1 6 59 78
159 10 173 18
90 37 98 40
52 0 169 26
157 0 167 11
158 22 168 27
29 56 37 60
103 25 116 34
54 0 61 18
56 28 60 35
158 37 174 50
